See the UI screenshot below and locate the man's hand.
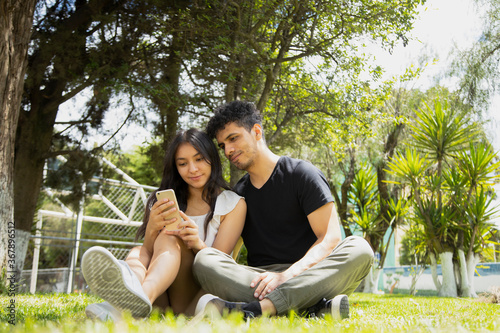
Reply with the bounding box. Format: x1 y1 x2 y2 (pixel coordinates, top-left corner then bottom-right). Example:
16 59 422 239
250 271 293 300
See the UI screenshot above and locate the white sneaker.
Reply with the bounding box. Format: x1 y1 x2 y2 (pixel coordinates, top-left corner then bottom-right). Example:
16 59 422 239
85 302 122 321
81 246 152 318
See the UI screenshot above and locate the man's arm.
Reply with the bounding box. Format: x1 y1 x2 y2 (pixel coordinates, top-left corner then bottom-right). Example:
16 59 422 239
250 201 342 300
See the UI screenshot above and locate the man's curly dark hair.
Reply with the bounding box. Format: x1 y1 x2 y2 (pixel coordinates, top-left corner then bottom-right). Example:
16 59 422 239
206 100 263 139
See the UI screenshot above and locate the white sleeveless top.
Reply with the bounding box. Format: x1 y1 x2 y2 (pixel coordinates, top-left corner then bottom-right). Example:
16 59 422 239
187 190 243 247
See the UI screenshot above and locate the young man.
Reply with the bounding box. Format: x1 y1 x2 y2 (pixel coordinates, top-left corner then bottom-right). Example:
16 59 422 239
193 100 374 319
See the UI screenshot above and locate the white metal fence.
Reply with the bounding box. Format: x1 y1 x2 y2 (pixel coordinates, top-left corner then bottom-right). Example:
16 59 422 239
20 157 156 294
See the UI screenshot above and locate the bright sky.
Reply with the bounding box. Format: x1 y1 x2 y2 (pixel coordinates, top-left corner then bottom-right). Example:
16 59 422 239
372 0 482 84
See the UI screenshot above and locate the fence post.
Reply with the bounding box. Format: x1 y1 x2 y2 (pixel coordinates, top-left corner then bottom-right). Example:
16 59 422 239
128 189 141 222
67 183 85 293
30 211 44 294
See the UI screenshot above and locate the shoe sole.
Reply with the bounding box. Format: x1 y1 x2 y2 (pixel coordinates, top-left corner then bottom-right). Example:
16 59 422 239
81 247 151 318
331 294 349 320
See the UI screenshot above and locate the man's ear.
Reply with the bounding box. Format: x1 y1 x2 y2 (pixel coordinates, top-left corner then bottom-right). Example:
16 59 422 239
252 124 263 140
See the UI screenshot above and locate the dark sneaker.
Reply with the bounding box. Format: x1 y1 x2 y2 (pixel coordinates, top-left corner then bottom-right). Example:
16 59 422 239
194 294 257 319
305 294 349 320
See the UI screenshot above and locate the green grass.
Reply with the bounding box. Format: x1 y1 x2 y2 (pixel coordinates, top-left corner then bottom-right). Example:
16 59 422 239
1 293 499 332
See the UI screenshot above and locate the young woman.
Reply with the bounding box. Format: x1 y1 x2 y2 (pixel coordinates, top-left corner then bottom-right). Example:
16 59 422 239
81 129 246 319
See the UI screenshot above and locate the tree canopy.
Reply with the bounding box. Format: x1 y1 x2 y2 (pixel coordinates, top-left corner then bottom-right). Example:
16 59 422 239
15 0 426 234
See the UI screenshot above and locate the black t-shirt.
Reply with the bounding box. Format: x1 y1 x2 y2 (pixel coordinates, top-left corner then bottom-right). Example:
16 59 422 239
234 156 333 267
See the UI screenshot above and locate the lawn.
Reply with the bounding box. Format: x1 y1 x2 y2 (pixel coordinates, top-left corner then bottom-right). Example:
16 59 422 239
1 292 499 332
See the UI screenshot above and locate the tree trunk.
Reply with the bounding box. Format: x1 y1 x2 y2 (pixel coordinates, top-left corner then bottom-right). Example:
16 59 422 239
377 226 395 271
14 101 59 232
429 252 442 293
13 99 59 282
439 251 458 297
333 148 355 238
372 122 404 253
13 230 30 282
0 0 37 277
457 249 471 297
466 252 479 298
162 14 183 146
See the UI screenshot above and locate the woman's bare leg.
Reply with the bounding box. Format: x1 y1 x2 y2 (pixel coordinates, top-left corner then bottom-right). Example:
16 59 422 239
125 236 203 315
125 246 150 283
141 233 182 305
166 242 201 315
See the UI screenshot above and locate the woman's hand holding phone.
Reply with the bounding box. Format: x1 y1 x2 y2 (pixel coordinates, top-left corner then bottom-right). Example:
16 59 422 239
154 189 183 231
149 199 179 230
143 198 178 254
146 189 181 240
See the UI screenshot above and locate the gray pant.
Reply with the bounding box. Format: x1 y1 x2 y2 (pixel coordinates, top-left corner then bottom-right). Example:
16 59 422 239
192 235 374 315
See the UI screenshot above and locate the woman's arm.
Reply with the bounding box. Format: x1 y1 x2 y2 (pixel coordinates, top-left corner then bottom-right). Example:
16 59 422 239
211 198 246 255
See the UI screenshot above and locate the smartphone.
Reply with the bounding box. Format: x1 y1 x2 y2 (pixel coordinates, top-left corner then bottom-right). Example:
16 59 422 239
155 189 183 231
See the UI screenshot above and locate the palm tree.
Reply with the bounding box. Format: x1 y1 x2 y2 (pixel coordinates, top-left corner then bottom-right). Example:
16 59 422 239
452 143 500 296
386 99 499 297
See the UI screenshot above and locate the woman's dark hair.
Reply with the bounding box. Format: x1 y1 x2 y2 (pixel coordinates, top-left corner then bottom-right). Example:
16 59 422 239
135 128 230 241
